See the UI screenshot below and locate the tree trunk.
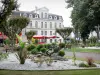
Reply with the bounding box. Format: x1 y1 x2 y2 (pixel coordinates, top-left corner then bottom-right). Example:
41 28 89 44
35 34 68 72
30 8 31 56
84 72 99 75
83 38 86 46
10 38 16 51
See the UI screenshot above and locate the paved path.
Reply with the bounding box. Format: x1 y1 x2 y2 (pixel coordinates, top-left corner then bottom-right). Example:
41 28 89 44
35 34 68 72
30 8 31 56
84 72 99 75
66 52 100 61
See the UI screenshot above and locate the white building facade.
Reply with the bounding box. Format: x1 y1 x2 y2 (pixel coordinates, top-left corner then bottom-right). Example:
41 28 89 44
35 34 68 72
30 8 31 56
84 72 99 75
12 7 64 43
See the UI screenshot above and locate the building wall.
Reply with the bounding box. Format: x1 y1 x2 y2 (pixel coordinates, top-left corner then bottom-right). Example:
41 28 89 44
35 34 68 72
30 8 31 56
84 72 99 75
12 7 64 43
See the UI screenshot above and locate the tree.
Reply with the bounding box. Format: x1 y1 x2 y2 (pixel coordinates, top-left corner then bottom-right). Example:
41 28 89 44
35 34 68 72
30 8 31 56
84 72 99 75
56 27 73 44
66 0 100 44
0 0 18 26
2 16 29 50
25 31 36 44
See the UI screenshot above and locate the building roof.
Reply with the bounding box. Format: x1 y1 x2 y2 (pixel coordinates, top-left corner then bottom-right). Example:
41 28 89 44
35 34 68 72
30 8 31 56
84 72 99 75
12 7 63 20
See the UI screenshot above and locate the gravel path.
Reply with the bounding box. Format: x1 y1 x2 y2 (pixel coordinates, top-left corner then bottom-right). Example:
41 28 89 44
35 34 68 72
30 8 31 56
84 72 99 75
0 53 100 70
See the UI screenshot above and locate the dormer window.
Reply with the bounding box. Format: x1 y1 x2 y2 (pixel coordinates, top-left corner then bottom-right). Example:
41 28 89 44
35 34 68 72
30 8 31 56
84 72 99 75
23 13 27 17
49 16 52 19
45 13 47 18
35 14 38 18
54 16 57 20
41 12 43 18
29 14 32 18
59 17 62 20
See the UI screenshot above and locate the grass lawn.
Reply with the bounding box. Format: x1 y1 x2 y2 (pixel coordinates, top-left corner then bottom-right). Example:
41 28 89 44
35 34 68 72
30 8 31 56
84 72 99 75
66 47 100 53
0 69 100 75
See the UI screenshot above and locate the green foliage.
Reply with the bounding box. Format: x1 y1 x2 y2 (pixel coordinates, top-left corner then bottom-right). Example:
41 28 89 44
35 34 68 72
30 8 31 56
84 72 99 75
70 38 76 44
0 53 8 60
66 0 100 43
56 27 73 44
25 31 36 41
79 63 89 67
36 44 44 52
0 0 18 26
58 50 65 57
40 48 47 53
34 39 38 44
79 62 96 67
27 44 36 51
44 44 52 49
31 48 38 54
53 47 60 53
96 42 100 47
59 43 65 49
89 37 97 44
2 17 29 49
16 34 27 64
3 38 10 45
89 43 95 47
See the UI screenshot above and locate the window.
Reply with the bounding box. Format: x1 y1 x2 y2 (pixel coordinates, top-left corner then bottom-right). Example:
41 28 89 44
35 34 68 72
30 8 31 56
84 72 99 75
55 39 57 43
55 22 57 28
44 39 47 43
45 31 47 35
41 39 44 42
23 13 27 17
35 14 38 18
54 16 57 19
50 31 52 35
29 14 32 18
30 21 32 28
35 21 38 28
41 12 43 18
20 13 21 16
45 13 47 18
50 39 52 43
45 22 47 28
41 22 43 28
59 23 61 28
49 16 52 19
41 31 43 35
59 39 61 43
50 22 52 29
59 17 62 20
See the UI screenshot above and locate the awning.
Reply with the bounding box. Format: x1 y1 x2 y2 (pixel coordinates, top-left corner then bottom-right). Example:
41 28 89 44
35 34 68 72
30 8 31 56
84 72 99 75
45 36 59 39
33 35 59 39
33 35 46 39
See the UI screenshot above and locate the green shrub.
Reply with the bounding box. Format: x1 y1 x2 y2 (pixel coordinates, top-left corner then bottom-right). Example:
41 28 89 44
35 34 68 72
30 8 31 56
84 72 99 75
27 44 36 51
45 44 52 49
40 48 47 53
0 53 8 60
59 43 65 49
36 44 44 51
86 57 96 67
70 38 76 44
89 43 95 47
79 62 96 67
96 42 100 47
58 50 65 57
31 48 38 54
4 38 10 45
54 47 60 53
79 63 89 67
34 39 38 44
89 36 97 44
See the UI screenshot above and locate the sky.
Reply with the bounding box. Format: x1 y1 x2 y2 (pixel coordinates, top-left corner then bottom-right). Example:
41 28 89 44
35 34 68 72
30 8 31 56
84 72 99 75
18 0 73 27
